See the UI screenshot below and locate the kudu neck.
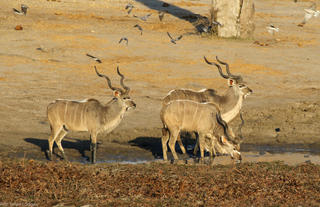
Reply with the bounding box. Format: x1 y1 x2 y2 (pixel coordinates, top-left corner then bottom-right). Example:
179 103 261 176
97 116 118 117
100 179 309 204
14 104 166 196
103 97 127 117
219 86 243 122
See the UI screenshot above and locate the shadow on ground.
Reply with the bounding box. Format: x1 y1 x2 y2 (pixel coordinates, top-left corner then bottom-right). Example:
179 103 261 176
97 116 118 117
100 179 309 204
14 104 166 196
129 134 198 160
134 0 210 32
24 137 92 160
129 137 163 159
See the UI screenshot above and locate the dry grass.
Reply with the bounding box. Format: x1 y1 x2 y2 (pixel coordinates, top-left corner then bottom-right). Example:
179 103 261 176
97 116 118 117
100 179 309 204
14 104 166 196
0 159 319 206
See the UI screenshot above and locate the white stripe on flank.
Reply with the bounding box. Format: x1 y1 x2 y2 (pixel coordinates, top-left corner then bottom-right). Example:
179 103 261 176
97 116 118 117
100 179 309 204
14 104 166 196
191 103 199 129
80 105 83 129
195 105 203 130
73 104 78 124
182 101 186 128
64 101 68 123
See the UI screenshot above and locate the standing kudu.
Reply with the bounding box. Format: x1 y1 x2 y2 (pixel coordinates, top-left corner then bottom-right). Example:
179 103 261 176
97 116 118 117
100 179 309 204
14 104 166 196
47 66 136 163
162 56 252 157
160 100 242 163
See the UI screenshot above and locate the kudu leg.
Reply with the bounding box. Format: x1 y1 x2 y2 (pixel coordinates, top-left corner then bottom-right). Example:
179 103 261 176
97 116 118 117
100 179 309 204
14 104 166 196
47 126 63 161
55 130 68 161
208 137 217 166
161 128 170 161
198 133 206 164
193 132 199 156
176 133 186 154
168 130 179 161
90 133 97 164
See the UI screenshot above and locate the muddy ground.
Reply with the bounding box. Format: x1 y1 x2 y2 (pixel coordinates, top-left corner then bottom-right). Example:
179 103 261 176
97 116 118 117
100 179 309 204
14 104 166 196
0 0 320 165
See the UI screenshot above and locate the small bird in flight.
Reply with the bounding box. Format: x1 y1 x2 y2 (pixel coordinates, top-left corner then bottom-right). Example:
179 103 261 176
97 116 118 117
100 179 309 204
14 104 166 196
266 24 279 35
119 37 128 45
298 3 319 27
134 13 152 21
13 4 28 15
158 11 165 21
212 20 222 26
86 54 102 63
197 24 211 34
125 3 134 14
167 32 183 44
134 24 143 35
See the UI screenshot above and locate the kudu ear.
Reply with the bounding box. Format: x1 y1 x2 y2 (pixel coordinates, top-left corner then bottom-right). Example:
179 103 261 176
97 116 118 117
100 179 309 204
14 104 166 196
227 78 235 86
220 136 228 145
113 90 121 98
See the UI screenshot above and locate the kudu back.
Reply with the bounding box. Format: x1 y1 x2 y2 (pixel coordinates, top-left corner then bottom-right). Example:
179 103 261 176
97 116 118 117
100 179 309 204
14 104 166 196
162 56 252 156
47 66 136 163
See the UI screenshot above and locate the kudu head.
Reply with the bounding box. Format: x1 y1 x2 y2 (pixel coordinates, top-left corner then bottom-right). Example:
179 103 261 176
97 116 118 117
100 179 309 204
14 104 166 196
94 66 136 111
204 56 253 99
215 111 242 161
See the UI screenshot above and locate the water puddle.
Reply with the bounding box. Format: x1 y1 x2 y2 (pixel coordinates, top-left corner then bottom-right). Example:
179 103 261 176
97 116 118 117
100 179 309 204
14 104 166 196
240 143 320 155
7 143 320 166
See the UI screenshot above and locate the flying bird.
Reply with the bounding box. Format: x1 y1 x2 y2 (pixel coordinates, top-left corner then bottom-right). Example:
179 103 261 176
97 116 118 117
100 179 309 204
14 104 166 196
134 13 152 21
158 11 165 21
13 4 28 15
125 3 134 14
298 3 320 27
197 24 212 34
119 37 128 45
167 32 183 44
134 24 143 35
266 24 279 35
86 53 102 63
212 20 222 26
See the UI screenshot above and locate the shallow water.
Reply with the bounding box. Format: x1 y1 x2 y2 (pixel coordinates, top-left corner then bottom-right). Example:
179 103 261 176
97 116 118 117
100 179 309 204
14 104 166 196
5 143 320 166
241 143 320 155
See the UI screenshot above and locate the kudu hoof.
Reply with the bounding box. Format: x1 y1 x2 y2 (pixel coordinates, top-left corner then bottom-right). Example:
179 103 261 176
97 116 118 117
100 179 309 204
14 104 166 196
62 153 68 162
46 150 52 161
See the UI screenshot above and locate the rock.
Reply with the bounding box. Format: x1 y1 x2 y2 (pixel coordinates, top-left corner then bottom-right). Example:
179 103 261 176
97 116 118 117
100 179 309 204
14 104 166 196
15 25 23 30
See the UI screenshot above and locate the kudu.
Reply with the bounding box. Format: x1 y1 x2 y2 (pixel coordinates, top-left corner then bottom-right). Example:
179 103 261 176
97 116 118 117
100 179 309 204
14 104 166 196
47 66 136 163
162 56 252 156
160 100 242 163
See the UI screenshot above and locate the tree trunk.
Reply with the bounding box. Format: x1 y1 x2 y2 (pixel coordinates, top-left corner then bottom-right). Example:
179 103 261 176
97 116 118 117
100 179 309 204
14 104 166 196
213 0 255 38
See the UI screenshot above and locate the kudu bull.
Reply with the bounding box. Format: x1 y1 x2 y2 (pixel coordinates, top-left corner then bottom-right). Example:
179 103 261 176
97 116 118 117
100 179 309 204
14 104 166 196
47 66 136 163
162 56 252 157
160 100 242 163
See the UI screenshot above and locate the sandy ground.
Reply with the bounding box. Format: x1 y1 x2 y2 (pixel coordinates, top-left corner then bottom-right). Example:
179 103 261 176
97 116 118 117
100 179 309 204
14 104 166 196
0 0 320 164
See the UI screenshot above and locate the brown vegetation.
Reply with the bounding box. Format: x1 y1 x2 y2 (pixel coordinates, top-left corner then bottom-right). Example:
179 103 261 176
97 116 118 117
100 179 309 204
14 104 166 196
0 159 319 206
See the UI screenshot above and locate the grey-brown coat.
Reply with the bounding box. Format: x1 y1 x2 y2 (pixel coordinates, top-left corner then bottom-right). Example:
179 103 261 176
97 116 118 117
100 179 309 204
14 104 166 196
160 100 241 162
162 56 252 155
47 66 136 163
